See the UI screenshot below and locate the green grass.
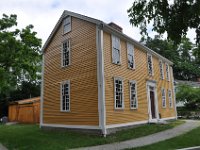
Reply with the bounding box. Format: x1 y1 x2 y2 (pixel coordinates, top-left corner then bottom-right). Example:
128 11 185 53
0 120 184 150
131 125 200 150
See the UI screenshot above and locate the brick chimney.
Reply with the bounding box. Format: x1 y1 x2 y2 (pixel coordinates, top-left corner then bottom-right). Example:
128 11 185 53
108 22 123 33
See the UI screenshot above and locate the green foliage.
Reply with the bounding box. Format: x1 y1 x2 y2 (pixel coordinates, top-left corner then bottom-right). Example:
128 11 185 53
0 14 41 117
0 14 42 95
0 121 184 150
143 36 200 80
128 0 200 45
176 85 200 110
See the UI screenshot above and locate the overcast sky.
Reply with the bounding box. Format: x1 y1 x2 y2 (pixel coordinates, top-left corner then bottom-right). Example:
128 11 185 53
0 0 196 46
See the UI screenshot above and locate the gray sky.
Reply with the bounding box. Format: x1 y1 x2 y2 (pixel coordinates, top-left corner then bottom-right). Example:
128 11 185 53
0 0 196 46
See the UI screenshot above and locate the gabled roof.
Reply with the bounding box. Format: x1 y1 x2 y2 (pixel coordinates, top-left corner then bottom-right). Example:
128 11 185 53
42 10 173 65
9 97 40 105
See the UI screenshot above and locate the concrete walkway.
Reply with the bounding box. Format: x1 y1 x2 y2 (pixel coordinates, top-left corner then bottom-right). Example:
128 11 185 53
71 120 200 150
0 144 7 150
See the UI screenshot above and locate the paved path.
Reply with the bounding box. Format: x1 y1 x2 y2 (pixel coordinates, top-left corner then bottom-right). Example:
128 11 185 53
0 144 7 150
71 120 200 150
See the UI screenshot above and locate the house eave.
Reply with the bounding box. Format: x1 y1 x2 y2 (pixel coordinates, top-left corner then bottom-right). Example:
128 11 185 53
102 23 173 65
42 10 173 65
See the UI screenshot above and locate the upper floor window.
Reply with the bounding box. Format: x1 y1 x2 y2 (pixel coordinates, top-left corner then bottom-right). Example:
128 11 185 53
112 35 121 65
63 16 71 34
62 39 70 67
61 80 70 112
168 89 173 108
159 60 164 79
147 54 153 76
166 63 170 81
127 43 135 69
162 88 166 108
129 81 138 109
114 77 124 109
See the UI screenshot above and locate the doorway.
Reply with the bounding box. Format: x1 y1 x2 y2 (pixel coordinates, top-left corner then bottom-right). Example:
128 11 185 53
147 81 158 121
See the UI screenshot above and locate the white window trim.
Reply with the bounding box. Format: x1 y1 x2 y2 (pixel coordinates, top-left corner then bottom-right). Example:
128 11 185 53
159 60 164 80
60 80 70 112
127 42 135 70
161 88 166 108
63 16 71 34
147 53 154 76
166 63 170 81
168 89 173 108
129 80 138 109
114 77 124 110
61 39 71 67
112 35 121 65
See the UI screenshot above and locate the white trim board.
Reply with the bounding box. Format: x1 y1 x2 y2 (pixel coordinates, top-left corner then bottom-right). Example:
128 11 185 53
40 54 45 127
41 123 100 130
96 26 106 135
159 117 176 121
106 120 148 129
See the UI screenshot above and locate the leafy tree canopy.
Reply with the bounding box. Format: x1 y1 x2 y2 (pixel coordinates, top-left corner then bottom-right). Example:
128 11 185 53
0 14 42 95
176 84 200 110
128 0 200 45
143 36 200 80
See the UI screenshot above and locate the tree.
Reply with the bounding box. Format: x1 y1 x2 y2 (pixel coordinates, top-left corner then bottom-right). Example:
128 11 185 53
0 14 42 95
143 36 200 80
127 0 200 45
176 84 200 110
0 14 41 117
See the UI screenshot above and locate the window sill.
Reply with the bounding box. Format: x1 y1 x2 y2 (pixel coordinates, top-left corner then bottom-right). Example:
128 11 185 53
60 110 70 113
62 30 71 36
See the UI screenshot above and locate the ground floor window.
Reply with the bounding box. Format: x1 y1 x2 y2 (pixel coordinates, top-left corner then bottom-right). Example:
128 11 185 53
114 77 124 109
129 81 138 109
61 80 70 111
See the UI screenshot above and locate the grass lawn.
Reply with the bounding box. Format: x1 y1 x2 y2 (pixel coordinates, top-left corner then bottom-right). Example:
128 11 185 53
0 120 184 150
131 124 200 150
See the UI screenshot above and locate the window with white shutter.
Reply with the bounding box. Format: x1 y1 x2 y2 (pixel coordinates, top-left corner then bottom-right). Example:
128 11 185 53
112 35 121 65
63 16 71 34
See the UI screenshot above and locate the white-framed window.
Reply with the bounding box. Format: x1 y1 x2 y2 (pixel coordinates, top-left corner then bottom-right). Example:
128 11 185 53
147 53 153 76
168 89 173 108
63 16 71 34
62 39 70 67
170 66 174 82
112 35 121 65
161 88 166 108
159 60 164 79
61 80 70 112
114 77 124 109
166 63 170 81
129 80 138 109
127 43 135 69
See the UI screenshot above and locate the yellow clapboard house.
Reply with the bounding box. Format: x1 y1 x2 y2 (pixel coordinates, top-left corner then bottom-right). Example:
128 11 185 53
40 10 177 135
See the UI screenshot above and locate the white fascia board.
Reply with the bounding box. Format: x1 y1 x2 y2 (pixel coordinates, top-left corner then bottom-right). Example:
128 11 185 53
41 123 100 130
102 24 173 65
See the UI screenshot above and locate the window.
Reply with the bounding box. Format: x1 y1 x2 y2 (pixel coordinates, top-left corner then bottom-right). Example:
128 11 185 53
147 54 153 76
127 43 135 69
62 39 70 67
168 89 173 108
61 80 70 111
114 77 124 109
162 88 166 108
159 60 164 79
112 35 121 65
129 81 138 109
166 63 170 81
63 16 71 34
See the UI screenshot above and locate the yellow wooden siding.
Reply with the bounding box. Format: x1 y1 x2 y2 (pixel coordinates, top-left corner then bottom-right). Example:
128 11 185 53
103 32 176 125
43 17 99 126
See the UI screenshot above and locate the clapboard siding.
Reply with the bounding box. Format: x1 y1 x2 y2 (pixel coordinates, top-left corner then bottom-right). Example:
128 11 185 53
103 32 176 125
43 17 99 126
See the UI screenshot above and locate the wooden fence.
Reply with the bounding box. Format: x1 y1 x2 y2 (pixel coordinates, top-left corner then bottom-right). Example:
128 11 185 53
8 97 40 123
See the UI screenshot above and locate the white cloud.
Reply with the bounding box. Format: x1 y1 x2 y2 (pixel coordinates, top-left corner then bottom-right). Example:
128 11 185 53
0 0 196 46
